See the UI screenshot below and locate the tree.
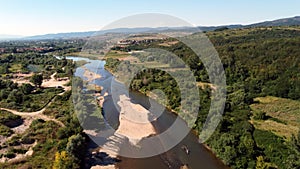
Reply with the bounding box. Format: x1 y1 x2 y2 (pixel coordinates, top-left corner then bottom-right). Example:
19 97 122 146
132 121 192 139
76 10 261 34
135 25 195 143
53 151 76 169
0 64 9 74
253 111 267 120
30 74 43 87
256 156 273 169
66 134 86 160
7 89 24 104
20 83 34 94
222 146 237 165
285 154 300 169
228 89 246 108
291 131 300 151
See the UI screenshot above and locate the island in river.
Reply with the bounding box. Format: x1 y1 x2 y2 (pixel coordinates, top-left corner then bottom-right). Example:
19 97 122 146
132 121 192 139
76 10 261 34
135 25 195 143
70 56 228 169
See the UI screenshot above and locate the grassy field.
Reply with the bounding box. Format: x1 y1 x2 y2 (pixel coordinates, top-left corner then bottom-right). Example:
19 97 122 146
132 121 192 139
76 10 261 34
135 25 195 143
250 96 300 139
105 50 130 59
66 51 104 60
133 61 169 68
106 50 178 69
68 50 133 61
8 64 22 73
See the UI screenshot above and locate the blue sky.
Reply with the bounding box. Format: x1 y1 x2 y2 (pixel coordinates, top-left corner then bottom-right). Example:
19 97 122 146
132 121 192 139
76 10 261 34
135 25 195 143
1 0 299 36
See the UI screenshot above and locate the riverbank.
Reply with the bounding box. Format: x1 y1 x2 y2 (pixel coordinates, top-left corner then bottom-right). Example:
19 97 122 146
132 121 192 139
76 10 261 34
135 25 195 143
71 56 227 169
87 78 159 169
102 66 227 169
127 89 228 168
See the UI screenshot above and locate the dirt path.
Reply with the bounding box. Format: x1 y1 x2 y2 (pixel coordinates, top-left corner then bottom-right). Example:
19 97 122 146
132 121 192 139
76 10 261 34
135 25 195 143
42 72 71 91
0 72 71 163
0 72 70 127
11 72 34 85
0 107 64 127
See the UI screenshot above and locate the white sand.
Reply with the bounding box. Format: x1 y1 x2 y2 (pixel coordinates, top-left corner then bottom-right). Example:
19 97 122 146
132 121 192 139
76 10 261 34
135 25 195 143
115 95 156 143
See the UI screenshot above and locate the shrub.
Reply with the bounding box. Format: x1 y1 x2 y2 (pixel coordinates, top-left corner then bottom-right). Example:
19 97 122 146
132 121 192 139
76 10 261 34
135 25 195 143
253 111 267 120
4 152 15 159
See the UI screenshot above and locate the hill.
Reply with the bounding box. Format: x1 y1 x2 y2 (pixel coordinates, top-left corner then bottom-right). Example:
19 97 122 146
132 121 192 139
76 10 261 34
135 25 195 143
247 16 300 27
20 16 300 40
104 25 300 168
24 27 192 40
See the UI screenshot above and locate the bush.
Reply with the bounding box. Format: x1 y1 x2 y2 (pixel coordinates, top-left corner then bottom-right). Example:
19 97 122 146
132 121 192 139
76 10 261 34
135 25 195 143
253 111 267 120
0 125 13 137
53 151 78 169
254 129 294 168
12 148 27 154
66 134 86 159
4 152 15 159
21 135 35 144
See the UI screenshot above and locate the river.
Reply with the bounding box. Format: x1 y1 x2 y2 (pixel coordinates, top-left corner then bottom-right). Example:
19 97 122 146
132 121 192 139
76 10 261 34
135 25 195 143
68 56 228 169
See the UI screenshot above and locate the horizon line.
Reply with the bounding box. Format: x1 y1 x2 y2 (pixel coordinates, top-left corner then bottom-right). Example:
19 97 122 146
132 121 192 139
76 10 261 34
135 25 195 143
1 15 299 38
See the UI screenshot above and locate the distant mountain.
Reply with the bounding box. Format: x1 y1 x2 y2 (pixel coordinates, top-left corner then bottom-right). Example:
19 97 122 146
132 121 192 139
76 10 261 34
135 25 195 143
247 16 300 27
198 16 300 31
25 31 96 40
198 25 243 32
24 27 178 40
17 16 300 40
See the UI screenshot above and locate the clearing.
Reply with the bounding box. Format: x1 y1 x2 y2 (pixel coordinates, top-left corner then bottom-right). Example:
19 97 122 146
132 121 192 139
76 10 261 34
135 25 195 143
250 96 300 139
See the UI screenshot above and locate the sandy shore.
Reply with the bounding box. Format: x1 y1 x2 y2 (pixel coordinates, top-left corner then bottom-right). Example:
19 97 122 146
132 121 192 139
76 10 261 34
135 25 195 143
90 94 157 169
91 165 115 169
83 67 102 82
116 94 156 143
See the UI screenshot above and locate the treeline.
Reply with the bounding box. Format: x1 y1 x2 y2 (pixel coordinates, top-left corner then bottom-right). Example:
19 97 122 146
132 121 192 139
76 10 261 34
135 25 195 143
0 39 85 55
0 53 74 75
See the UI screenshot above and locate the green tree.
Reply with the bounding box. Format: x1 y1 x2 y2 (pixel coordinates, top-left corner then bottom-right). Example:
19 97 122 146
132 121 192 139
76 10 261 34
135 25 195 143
291 131 300 151
253 111 267 120
0 64 9 74
285 154 300 169
30 73 43 87
20 83 34 94
7 89 24 104
66 134 86 161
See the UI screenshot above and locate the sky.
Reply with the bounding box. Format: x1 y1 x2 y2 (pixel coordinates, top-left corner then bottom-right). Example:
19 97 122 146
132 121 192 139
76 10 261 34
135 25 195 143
0 0 299 36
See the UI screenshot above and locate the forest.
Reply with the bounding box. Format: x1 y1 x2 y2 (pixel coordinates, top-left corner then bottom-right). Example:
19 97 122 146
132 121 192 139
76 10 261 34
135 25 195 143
105 26 300 169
